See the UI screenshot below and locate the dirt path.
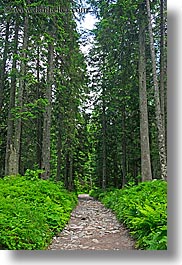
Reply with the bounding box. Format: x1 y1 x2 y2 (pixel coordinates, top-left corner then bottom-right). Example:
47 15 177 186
48 194 136 250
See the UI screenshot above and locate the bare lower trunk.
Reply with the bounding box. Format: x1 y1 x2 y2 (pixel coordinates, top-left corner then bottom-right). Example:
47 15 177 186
41 41 54 179
64 153 69 189
102 87 106 190
146 0 167 180
13 15 28 175
160 0 165 136
68 154 73 191
5 20 20 176
138 12 152 182
36 46 42 169
121 104 127 186
160 0 167 151
56 114 62 181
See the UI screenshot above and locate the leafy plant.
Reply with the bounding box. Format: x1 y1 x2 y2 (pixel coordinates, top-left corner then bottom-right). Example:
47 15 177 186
24 169 44 180
91 180 167 250
0 175 78 250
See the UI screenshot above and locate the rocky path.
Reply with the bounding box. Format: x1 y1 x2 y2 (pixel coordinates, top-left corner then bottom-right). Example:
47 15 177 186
48 194 136 250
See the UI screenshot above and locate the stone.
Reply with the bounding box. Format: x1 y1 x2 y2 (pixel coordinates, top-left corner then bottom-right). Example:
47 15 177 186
48 194 136 250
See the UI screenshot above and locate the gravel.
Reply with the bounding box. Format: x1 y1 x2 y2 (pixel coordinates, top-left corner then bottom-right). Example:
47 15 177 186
48 194 136 250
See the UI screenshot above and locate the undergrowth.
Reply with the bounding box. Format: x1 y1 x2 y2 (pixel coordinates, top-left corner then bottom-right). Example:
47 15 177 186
0 173 77 250
90 180 167 250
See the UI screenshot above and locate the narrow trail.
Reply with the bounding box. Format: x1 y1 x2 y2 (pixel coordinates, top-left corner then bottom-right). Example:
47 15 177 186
48 194 136 250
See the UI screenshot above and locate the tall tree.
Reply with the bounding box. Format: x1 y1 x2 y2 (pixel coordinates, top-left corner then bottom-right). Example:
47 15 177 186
5 20 19 176
146 0 167 180
35 44 43 169
101 84 107 189
160 0 167 147
41 29 54 180
0 18 9 110
138 5 152 182
13 14 29 175
121 104 127 186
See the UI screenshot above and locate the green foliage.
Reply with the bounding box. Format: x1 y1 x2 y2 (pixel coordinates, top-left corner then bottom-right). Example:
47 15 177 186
74 177 90 194
0 175 78 250
91 180 167 250
11 98 48 121
24 169 44 180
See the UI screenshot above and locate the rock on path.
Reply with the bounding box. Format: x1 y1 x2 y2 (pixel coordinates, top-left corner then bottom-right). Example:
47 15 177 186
48 194 136 250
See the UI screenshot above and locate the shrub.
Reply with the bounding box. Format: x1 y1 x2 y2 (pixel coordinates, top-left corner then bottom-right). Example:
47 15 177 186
91 180 167 250
0 175 78 250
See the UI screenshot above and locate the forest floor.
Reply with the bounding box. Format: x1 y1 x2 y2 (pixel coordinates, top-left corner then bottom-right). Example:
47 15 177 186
48 194 136 250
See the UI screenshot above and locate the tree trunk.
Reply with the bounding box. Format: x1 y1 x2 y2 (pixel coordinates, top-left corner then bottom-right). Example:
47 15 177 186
64 153 69 189
68 153 73 191
5 21 19 176
56 114 62 181
0 19 9 110
160 0 167 151
138 13 152 182
102 86 106 190
13 15 28 175
36 45 42 169
41 40 54 179
160 0 165 138
121 104 127 186
146 0 167 180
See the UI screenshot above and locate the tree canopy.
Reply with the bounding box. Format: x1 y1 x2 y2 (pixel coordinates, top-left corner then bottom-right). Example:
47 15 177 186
0 0 167 191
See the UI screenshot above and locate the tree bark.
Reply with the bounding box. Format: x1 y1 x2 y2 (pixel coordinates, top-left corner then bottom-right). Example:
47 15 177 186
41 40 54 179
36 45 43 169
68 153 73 191
160 0 167 150
5 20 19 176
64 153 69 189
0 19 9 110
121 104 127 186
138 12 152 182
160 0 165 135
102 86 106 190
13 15 28 175
56 114 62 181
146 0 167 180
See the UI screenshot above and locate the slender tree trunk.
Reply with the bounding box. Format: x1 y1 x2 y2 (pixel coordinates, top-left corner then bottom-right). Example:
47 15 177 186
68 153 73 191
64 153 69 189
138 13 152 182
146 0 167 180
102 86 106 190
36 45 43 169
121 104 127 186
0 19 9 110
5 21 19 176
13 15 28 175
164 0 167 150
160 0 167 151
56 114 62 181
41 40 54 179
160 0 165 140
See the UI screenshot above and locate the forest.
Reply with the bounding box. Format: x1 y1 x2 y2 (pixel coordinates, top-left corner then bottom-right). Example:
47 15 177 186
0 0 167 250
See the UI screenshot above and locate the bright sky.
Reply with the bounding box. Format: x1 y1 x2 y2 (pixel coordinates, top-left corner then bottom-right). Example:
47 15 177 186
78 12 98 55
81 13 97 30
